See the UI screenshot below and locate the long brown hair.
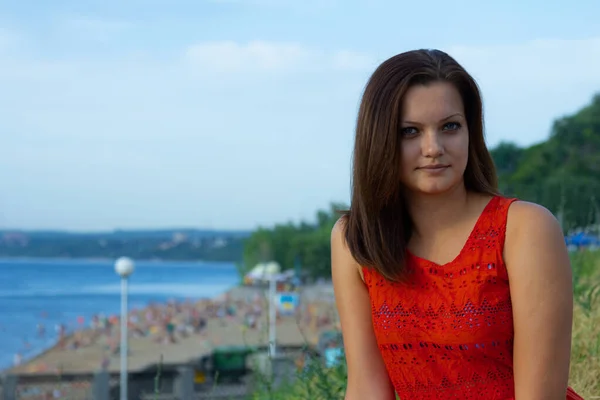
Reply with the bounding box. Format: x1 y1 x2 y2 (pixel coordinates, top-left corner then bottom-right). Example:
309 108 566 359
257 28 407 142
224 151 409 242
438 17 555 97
342 49 498 282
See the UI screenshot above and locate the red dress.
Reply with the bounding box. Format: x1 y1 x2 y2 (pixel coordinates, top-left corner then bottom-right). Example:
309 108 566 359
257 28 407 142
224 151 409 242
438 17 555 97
362 196 583 399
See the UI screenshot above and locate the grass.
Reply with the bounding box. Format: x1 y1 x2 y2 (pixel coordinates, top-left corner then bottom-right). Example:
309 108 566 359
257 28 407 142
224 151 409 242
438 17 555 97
249 353 347 400
569 250 600 397
251 250 600 399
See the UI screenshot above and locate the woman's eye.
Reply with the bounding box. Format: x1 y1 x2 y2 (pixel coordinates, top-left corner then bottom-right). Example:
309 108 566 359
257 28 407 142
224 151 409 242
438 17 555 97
442 122 461 131
401 127 418 137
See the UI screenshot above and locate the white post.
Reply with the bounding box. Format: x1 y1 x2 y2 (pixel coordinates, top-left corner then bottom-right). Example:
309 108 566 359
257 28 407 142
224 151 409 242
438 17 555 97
268 276 277 358
120 276 128 400
114 257 135 400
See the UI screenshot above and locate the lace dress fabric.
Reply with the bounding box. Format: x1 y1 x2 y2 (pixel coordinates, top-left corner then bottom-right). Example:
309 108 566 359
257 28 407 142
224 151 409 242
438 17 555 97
362 196 583 399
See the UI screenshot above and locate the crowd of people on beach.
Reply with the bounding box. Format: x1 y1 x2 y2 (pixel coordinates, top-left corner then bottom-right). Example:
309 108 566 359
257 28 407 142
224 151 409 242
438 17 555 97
11 284 338 375
6 284 339 400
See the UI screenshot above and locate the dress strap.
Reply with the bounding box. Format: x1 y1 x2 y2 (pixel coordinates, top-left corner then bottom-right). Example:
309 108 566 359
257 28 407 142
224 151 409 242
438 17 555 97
493 196 519 252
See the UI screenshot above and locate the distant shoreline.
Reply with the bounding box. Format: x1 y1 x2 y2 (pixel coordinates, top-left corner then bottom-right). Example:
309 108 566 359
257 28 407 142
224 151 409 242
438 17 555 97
0 256 237 265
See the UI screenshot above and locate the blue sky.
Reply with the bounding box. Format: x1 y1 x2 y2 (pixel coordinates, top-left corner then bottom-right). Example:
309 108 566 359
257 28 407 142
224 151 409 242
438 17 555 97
1 0 599 231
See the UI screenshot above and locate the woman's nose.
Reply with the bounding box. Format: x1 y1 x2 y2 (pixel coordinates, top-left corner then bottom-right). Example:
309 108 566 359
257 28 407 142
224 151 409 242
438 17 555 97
421 131 444 158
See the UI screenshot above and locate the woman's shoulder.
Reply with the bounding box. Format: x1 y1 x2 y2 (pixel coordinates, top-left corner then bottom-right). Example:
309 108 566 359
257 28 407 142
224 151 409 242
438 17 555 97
331 216 365 281
331 216 349 252
503 199 567 269
482 195 557 232
505 199 560 235
331 215 348 236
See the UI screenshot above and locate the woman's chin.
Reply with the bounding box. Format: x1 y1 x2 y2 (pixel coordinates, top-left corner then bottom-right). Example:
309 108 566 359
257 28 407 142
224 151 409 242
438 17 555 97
414 180 458 196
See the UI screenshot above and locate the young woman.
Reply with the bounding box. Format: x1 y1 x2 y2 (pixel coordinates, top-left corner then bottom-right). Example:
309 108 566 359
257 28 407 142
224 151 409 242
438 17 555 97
331 49 583 400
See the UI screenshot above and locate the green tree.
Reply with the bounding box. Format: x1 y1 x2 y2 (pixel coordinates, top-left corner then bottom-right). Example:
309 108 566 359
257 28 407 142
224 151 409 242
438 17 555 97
242 203 344 279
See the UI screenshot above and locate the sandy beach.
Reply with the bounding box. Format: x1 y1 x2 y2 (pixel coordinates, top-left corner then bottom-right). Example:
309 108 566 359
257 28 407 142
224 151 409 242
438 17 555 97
6 283 339 376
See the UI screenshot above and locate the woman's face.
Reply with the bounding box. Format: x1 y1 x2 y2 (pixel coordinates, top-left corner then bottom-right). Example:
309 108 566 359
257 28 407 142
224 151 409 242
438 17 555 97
399 81 469 196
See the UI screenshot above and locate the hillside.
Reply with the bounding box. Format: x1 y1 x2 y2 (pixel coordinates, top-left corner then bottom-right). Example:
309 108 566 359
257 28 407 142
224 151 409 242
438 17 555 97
492 93 600 231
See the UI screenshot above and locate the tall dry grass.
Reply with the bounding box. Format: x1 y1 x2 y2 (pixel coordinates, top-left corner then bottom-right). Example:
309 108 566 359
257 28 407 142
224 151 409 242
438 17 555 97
569 250 600 398
252 251 600 399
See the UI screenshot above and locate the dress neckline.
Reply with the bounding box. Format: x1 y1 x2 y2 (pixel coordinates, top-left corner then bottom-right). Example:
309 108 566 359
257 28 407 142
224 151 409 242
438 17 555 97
406 195 499 268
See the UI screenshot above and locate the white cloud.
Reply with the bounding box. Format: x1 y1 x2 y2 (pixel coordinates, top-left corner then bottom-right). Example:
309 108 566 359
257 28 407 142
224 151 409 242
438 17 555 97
206 0 339 11
58 15 132 43
185 40 311 72
331 50 375 71
445 37 600 87
184 40 374 74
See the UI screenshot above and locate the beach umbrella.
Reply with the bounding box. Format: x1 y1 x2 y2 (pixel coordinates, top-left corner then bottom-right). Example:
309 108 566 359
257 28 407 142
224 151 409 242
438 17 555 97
246 262 281 280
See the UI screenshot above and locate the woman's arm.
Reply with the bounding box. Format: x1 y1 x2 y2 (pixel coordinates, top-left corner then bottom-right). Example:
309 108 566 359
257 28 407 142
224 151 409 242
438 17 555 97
504 201 574 400
331 219 396 400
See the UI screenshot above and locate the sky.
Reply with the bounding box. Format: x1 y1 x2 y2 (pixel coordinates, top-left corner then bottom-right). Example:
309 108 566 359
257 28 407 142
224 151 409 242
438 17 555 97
1 0 599 231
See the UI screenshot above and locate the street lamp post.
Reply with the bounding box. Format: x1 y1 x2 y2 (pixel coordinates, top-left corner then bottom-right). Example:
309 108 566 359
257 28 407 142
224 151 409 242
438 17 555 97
268 275 277 358
114 257 135 400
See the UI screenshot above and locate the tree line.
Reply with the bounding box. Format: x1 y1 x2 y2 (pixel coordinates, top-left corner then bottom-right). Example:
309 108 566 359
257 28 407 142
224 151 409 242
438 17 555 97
0 235 246 262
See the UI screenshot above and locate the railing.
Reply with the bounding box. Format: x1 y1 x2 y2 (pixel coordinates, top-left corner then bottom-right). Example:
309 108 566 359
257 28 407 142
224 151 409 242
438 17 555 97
0 345 313 400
